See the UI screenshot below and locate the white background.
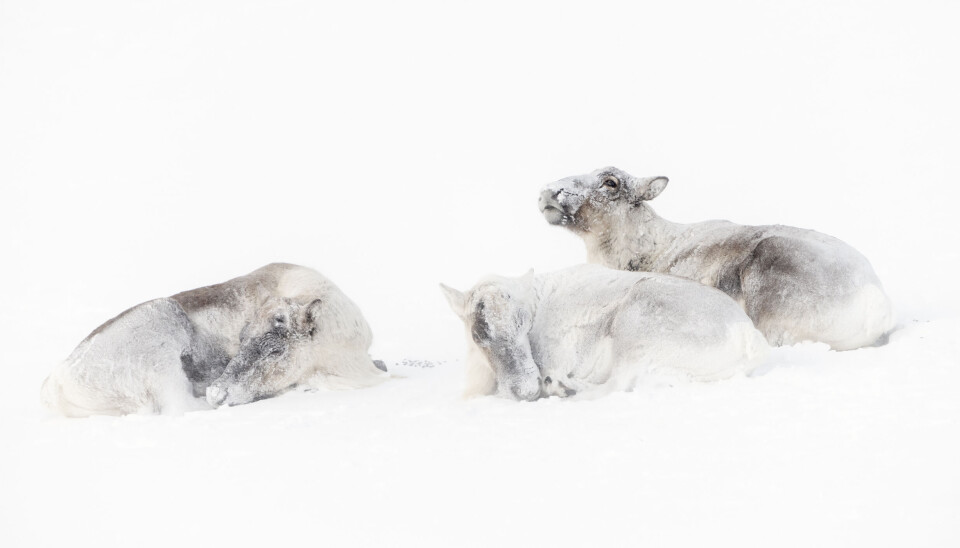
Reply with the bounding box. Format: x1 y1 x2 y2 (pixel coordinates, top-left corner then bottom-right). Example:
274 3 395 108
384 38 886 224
1 1 958 546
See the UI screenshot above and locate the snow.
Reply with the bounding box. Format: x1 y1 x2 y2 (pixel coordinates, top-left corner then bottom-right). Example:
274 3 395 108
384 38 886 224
1 1 959 546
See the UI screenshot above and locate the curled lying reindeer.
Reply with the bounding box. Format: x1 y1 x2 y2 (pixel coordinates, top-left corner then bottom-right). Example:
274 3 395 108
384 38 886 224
540 167 894 350
42 263 387 417
442 264 768 401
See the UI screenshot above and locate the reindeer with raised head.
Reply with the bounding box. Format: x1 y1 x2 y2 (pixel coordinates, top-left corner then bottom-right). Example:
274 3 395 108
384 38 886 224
539 167 894 350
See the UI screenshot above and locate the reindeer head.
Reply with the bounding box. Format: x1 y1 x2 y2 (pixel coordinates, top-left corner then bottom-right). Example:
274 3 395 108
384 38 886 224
539 166 668 232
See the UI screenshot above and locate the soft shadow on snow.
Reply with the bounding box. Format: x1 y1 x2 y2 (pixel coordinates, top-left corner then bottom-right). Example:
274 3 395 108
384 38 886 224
5 320 959 548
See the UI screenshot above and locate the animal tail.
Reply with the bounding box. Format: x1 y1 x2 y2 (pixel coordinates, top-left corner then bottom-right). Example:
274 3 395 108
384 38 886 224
866 284 897 343
830 284 896 350
40 372 63 414
40 365 94 417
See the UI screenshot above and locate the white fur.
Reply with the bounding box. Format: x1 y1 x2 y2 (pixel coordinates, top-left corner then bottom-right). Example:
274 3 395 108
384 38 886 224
461 333 498 399
443 264 769 400
42 263 385 417
41 299 203 416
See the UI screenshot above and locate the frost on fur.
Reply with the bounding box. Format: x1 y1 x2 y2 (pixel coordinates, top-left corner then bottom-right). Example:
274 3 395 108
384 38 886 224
540 166 895 350
442 264 768 401
41 263 387 417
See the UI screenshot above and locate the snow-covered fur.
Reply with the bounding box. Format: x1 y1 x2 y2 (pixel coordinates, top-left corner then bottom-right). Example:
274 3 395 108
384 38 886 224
540 166 895 350
441 264 768 401
41 263 386 417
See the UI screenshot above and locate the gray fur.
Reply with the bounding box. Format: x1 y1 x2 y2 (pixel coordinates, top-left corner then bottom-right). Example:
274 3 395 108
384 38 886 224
42 263 385 416
540 167 895 350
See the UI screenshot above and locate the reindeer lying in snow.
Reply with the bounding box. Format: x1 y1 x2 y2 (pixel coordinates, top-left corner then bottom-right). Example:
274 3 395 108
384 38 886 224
539 166 894 350
442 264 768 401
42 263 387 417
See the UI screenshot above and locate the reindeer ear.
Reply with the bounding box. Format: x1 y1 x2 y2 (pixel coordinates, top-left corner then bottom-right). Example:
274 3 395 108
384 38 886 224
440 283 467 318
304 299 323 336
636 176 669 202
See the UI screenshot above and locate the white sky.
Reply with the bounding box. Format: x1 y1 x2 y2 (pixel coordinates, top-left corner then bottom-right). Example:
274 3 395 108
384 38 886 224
1 0 958 364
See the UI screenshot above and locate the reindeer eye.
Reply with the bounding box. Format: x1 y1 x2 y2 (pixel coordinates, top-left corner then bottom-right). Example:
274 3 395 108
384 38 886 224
601 176 620 189
274 315 285 324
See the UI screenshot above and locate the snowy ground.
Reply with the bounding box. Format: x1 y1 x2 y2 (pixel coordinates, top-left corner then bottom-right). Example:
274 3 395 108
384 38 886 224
2 1 959 547
4 321 959 547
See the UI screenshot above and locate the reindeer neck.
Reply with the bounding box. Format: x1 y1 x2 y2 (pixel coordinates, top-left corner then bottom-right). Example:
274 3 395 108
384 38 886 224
583 203 684 272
